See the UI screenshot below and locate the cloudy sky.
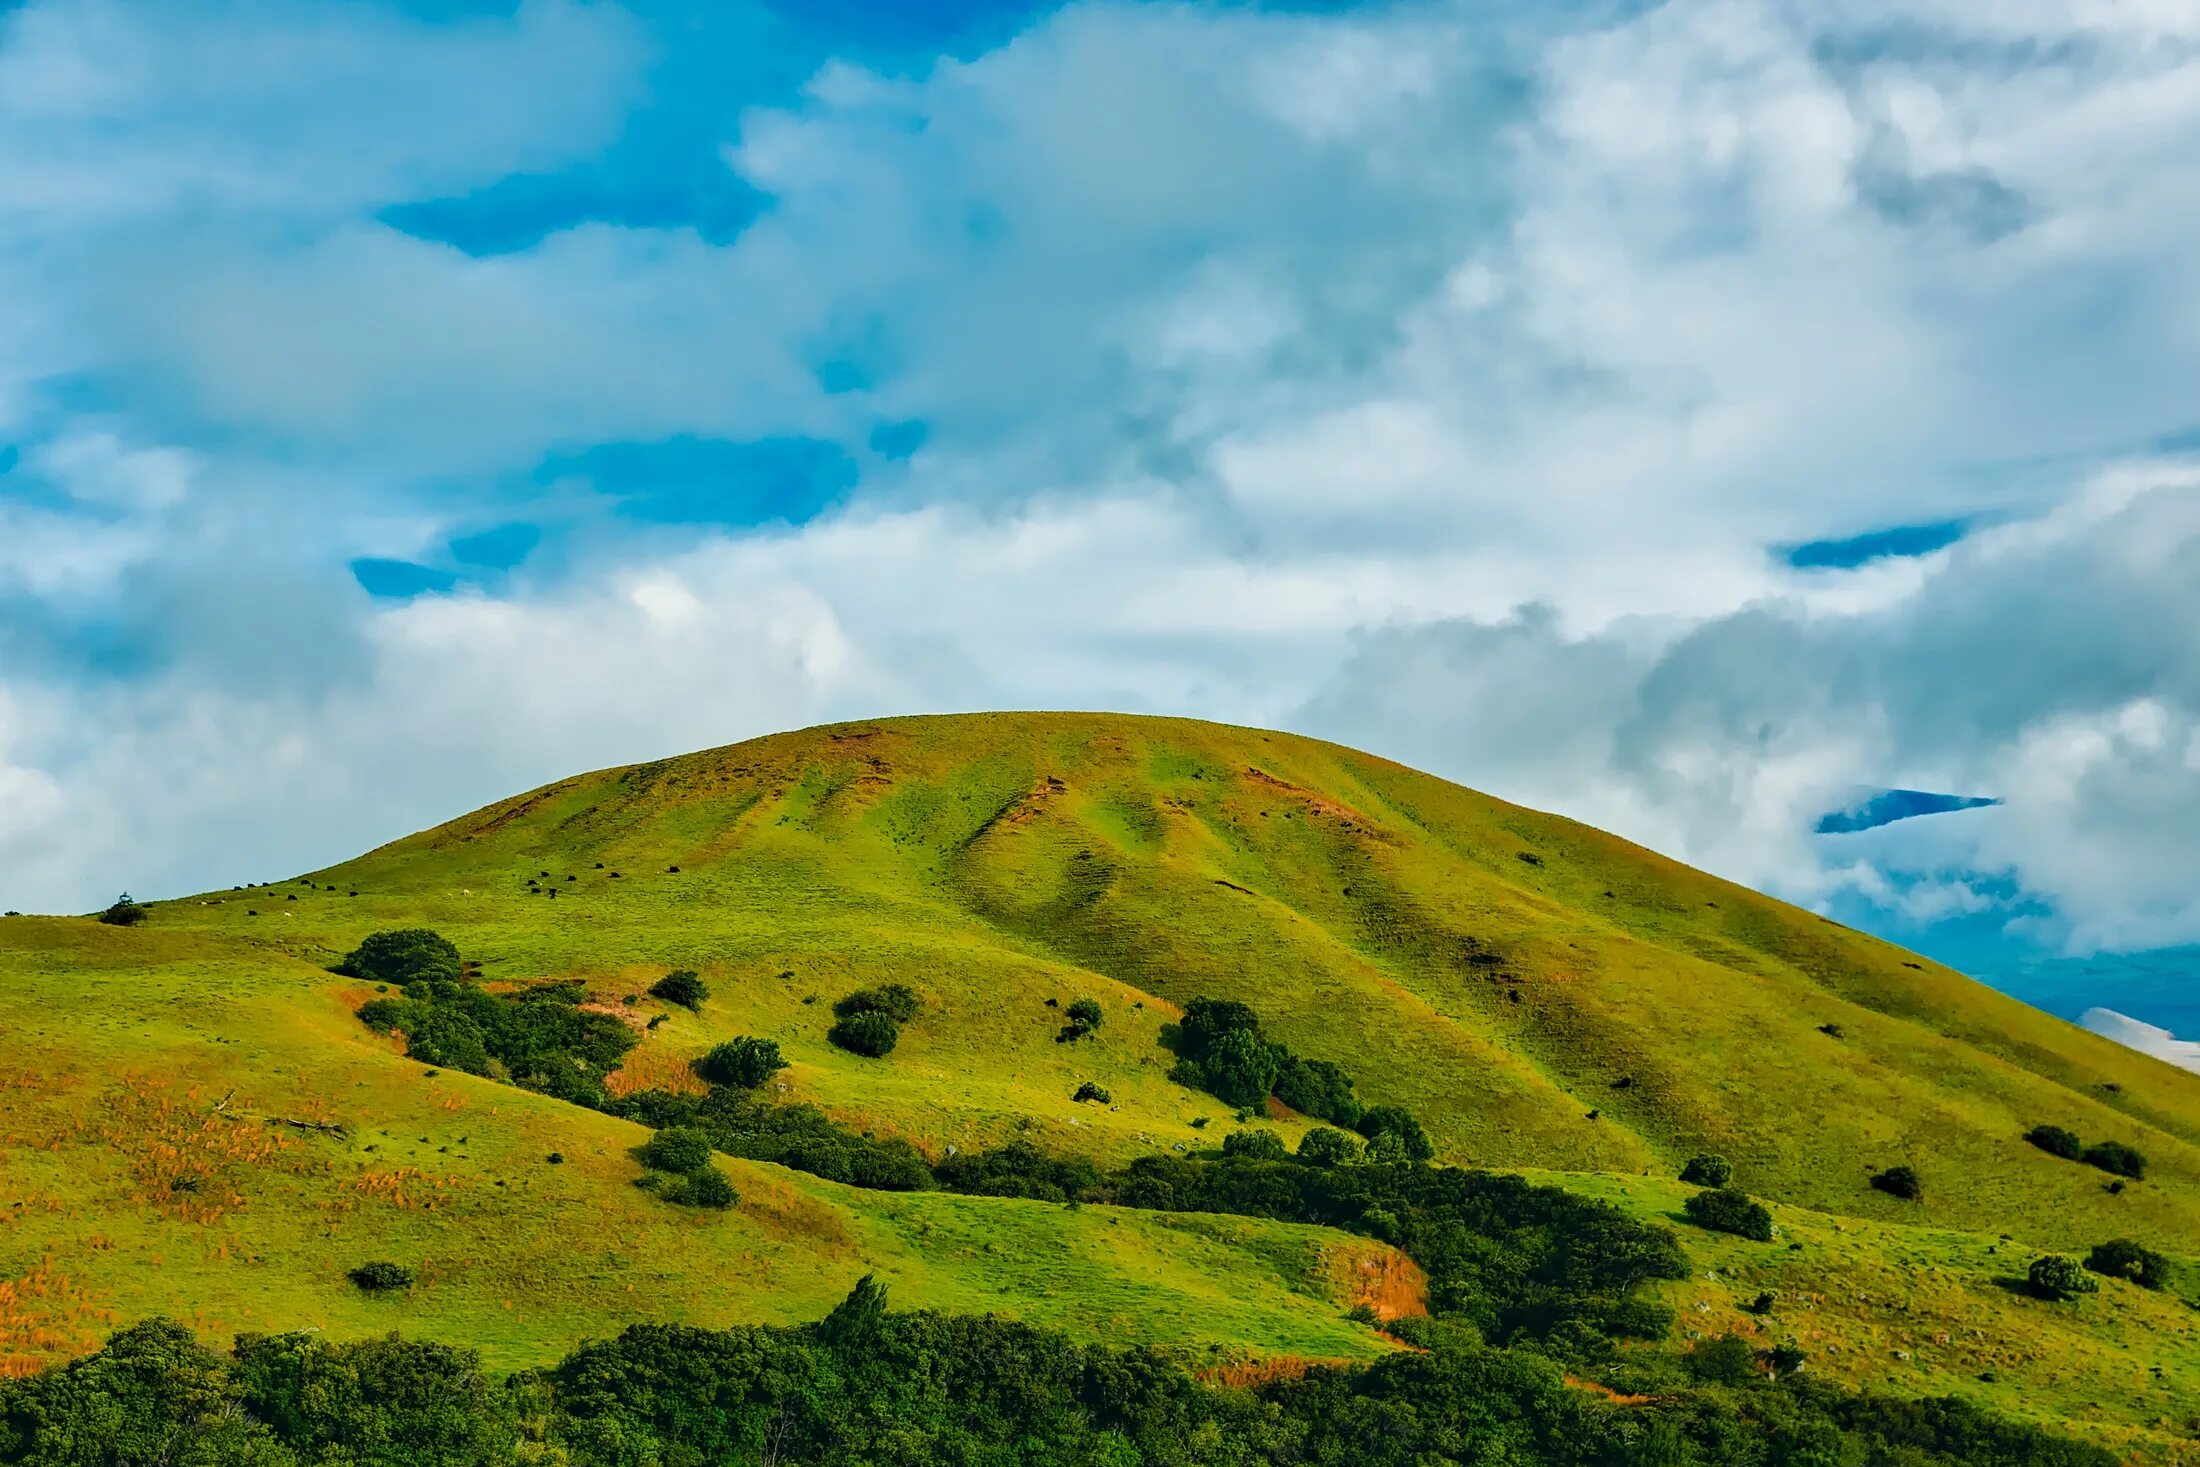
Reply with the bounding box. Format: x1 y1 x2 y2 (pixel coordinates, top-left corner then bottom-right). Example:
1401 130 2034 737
3 0 2198 1013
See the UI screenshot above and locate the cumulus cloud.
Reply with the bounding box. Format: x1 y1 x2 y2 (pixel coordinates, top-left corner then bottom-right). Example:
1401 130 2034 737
4 0 2200 970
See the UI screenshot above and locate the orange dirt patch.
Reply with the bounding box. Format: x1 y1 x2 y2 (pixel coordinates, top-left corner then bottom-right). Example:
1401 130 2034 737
1327 1240 1429 1322
1241 767 1383 833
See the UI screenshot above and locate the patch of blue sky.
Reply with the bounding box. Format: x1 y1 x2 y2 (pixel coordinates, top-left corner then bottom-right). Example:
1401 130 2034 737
350 558 459 600
1816 788 2001 835
535 435 859 527
1783 519 1968 570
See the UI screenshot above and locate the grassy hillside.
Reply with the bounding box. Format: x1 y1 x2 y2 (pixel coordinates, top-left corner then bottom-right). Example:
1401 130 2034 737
5 711 2199 1454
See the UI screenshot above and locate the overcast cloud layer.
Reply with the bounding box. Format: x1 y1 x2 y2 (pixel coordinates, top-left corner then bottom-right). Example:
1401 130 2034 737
2 0 2198 982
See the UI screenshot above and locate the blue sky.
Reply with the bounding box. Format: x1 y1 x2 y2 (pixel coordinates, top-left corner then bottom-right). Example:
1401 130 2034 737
3 0 2200 1028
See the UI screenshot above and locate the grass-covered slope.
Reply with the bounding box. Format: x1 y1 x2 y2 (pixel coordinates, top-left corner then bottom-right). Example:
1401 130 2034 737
144 712 2200 1248
7 711 2200 1455
0 918 1402 1376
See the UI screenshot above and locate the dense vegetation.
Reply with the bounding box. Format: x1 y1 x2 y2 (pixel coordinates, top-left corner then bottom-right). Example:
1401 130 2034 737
0 1287 2115 1467
356 976 636 1107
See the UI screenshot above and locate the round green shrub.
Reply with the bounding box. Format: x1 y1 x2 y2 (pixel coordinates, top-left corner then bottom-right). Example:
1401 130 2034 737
2023 1124 2083 1160
1296 1127 1361 1167
97 893 149 927
637 1126 715 1174
348 1261 414 1292
1870 1165 1921 1201
829 1010 899 1058
1679 1153 1733 1187
674 1165 738 1209
833 984 919 1024
650 970 709 1010
2027 1254 2097 1301
1222 1129 1288 1161
695 1037 787 1089
339 929 461 988
1683 1187 1774 1242
2085 1238 2169 1290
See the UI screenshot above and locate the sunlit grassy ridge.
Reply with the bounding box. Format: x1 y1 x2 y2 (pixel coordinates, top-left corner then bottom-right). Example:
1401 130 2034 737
6 711 2200 1453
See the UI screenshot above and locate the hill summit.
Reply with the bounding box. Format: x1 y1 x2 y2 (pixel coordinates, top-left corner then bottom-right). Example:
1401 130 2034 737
5 712 2200 1458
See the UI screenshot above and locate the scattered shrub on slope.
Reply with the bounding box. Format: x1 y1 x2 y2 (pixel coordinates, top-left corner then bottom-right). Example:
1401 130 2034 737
2025 1125 2084 1161
2083 1141 2146 1180
649 970 708 1010
1684 1187 1775 1243
694 1036 786 1089
828 1010 899 1058
1679 1153 1733 1187
1871 1165 1922 1201
95 893 149 927
2084 1238 2169 1290
2028 1255 2098 1302
337 928 462 987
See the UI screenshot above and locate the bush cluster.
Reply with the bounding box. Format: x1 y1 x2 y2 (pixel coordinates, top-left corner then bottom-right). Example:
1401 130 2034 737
2024 1123 2147 1180
2084 1238 2169 1290
828 985 918 1058
346 1261 414 1293
1167 998 1429 1162
337 928 462 987
0 1299 2116 1467
634 1125 737 1210
1071 1080 1110 1104
96 892 149 927
2027 1255 2097 1302
355 960 636 1109
1057 997 1105 1043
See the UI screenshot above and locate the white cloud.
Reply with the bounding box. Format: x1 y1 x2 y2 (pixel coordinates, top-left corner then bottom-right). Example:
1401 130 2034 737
2081 1008 2200 1075
4 0 2200 965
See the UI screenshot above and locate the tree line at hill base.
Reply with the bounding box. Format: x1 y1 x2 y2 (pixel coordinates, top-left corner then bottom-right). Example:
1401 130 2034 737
0 1279 2112 1467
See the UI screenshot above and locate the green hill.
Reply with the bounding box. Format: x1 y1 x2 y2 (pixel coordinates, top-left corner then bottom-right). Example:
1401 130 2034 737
4 712 2198 1458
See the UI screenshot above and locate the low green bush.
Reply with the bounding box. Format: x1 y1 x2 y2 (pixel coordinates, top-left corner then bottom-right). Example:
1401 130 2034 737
829 1010 899 1058
650 970 708 1009
347 1261 414 1292
694 1036 786 1089
1683 1187 1774 1242
1679 1153 1732 1187
2027 1255 2097 1302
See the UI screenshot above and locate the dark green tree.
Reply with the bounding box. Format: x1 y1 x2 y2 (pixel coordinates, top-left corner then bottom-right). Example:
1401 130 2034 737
833 984 919 1024
650 970 708 1010
829 1010 899 1058
2027 1254 2097 1301
1871 1165 1922 1200
1679 1153 1732 1187
2084 1238 2169 1290
2082 1141 2146 1180
1297 1127 1361 1167
1683 1187 1774 1242
2024 1125 2084 1160
1222 1129 1288 1161
337 929 461 988
96 893 149 927
637 1127 715 1174
694 1037 786 1089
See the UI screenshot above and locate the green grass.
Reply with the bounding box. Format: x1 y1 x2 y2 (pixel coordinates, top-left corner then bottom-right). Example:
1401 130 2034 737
7 711 2200 1454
